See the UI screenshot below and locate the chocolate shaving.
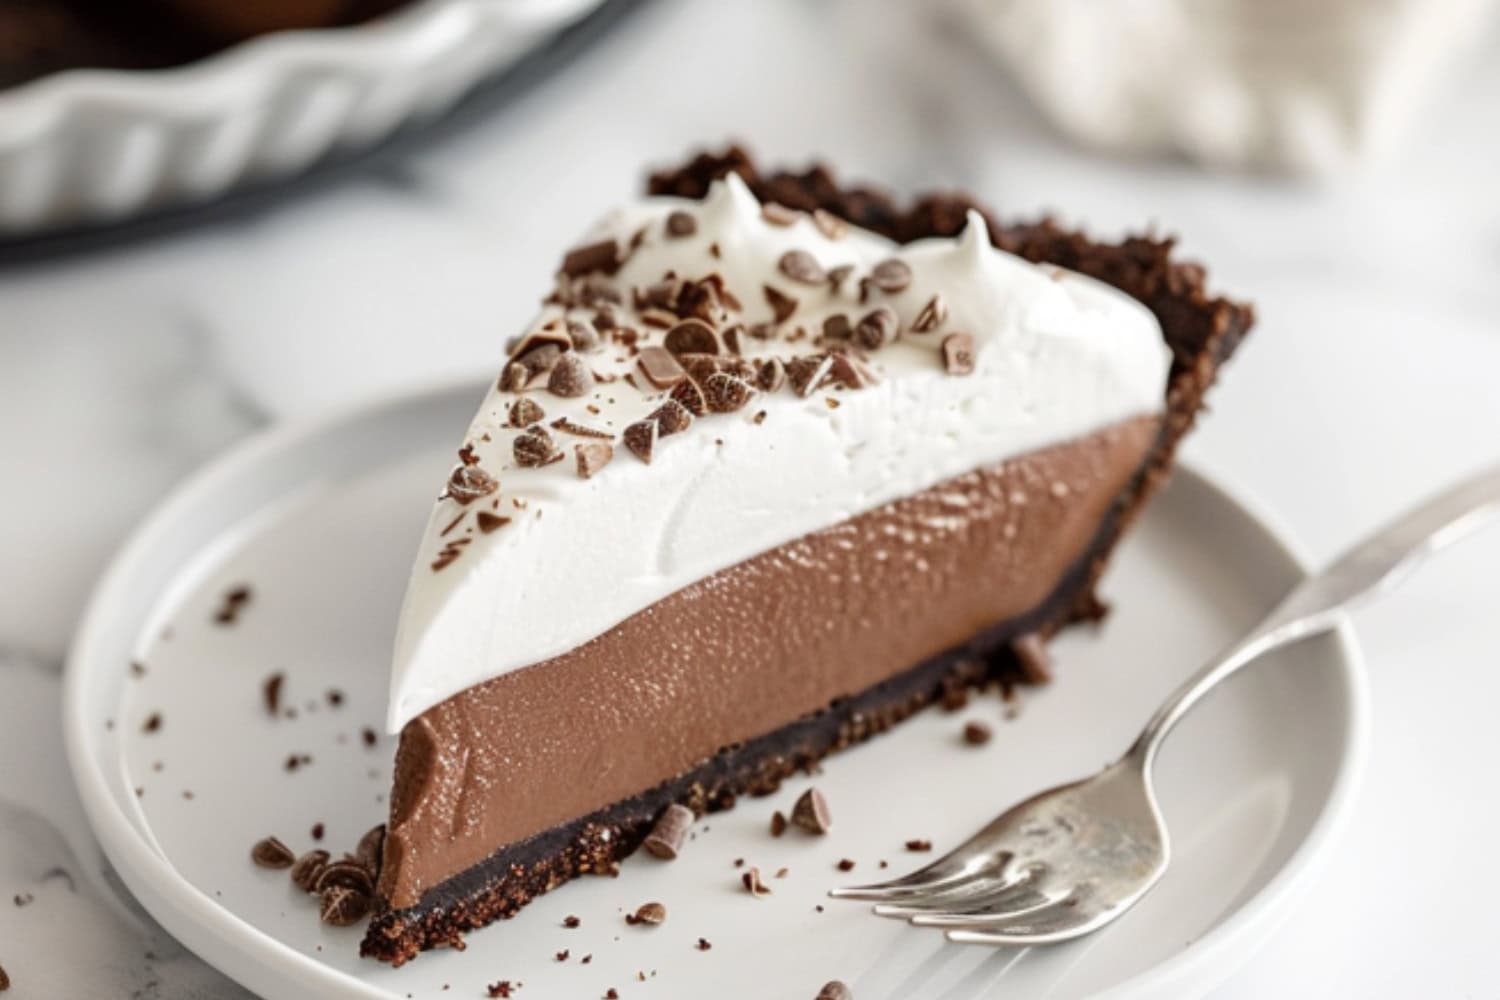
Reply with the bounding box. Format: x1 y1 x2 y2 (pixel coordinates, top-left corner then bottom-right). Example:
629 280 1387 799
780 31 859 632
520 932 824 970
665 210 698 237
702 372 754 413
623 420 658 463
669 378 708 416
560 238 620 277
476 511 511 533
291 849 330 893
761 202 799 226
550 417 612 439
575 442 614 480
636 345 688 388
547 354 593 397
790 788 832 834
904 839 933 852
513 427 563 468
648 399 694 436
941 332 976 375
854 306 897 350
663 318 719 356
742 867 772 897
778 249 827 286
912 294 947 333
508 397 545 428
763 284 799 324
250 836 295 869
869 258 912 293
643 803 694 859
625 901 666 926
262 672 285 717
448 464 498 504
1012 633 1053 684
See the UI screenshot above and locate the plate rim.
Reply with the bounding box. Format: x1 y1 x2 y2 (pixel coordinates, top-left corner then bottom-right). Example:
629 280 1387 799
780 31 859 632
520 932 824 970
62 375 1369 999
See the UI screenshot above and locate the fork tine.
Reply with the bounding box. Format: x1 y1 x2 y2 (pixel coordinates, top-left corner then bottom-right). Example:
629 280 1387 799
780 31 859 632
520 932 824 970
907 889 1053 926
941 894 1099 945
827 849 1009 902
872 861 1043 918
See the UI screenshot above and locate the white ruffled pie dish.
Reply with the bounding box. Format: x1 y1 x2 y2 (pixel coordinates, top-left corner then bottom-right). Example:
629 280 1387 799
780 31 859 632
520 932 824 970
0 0 604 235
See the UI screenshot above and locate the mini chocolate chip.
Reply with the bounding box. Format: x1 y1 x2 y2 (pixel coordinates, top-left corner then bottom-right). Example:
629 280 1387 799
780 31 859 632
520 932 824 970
770 810 788 837
854 306 898 350
702 372 754 413
637 345 688 389
742 867 772 897
563 914 581 928
623 420 658 463
291 849 330 892
560 238 619 277
250 836 294 869
556 949 570 962
643 803 694 859
508 397 546 427
319 885 371 926
778 249 827 286
912 294 948 333
963 721 993 746
514 426 562 467
575 442 614 480
836 858 856 872
941 332 976 375
817 981 854 1000
761 202 799 226
448 464 498 504
626 901 666 926
476 511 511 533
262 672 284 716
905 839 933 852
547 354 593 397
566 320 601 352
791 788 832 834
648 399 694 436
665 210 697 237
812 209 848 240
356 824 385 874
755 358 786 393
664 319 719 356
1013 633 1053 683
669 378 708 416
870 258 912 293
822 313 852 341
763 284 799 324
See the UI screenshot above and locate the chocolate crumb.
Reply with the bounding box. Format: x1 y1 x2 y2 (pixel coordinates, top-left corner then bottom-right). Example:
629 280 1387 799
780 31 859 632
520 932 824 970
622 420 658 463
554 949 569 962
476 511 511 533
787 354 834 397
500 362 529 392
791 788 832 834
770 810 788 837
291 849 330 892
513 426 562 468
912 294 947 333
817 981 854 1000
262 673 284 717
487 981 516 998
778 249 827 286
763 284 799 324
752 410 768 425
213 584 252 624
560 238 619 277
315 859 374 897
963 721 993 746
574 442 614 480
668 377 708 418
604 990 619 999
733 857 745 867
741 867 772 897
310 822 325 842
142 712 162 734
754 358 786 393
582 954 593 964
664 318 719 356
836 858 855 872
0 962 8 991
13 892 33 907
647 399 694 436
637 345 688 388
696 937 712 951
129 660 147 678
327 689 344 708
879 860 889 869
941 332 976 375
546 354 593 398
761 202 799 227
821 313 852 341
812 209 848 240
666 210 697 237
643 803 693 859
702 372 754 413
250 836 295 869
563 915 581 929
869 258 912 294
566 320 600 352
550 417 612 439
854 306 897 350
626 901 666 926
447 464 499 504
826 263 854 291
360 727 377 748
508 397 545 428
905 839 933 852
775 867 789 879
1013 633 1053 684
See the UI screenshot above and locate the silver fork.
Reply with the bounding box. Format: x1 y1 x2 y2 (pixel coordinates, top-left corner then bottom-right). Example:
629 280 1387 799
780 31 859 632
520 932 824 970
831 465 1500 946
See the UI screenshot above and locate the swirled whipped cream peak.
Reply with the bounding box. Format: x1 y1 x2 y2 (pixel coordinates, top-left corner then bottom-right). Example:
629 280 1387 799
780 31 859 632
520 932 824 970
386 173 1171 732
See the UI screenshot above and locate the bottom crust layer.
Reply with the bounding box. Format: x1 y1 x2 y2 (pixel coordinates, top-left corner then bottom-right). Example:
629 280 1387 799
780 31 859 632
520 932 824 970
360 542 1101 966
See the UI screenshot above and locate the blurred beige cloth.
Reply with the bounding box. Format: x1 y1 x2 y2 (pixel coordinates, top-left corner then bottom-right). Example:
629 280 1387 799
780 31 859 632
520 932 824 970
952 0 1498 174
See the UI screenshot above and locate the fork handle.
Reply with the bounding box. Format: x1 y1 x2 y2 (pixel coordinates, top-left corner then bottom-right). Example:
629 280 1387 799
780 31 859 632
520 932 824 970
1129 464 1500 769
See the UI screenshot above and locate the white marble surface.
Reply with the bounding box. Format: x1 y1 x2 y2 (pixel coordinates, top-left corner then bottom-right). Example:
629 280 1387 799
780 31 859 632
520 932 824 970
1 0 1497 996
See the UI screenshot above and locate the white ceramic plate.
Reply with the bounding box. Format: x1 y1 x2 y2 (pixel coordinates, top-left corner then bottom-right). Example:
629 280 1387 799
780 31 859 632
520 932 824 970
64 377 1367 1000
0 0 606 235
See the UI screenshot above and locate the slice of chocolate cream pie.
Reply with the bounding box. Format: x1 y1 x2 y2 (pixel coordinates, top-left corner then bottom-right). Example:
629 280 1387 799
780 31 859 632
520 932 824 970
362 148 1253 964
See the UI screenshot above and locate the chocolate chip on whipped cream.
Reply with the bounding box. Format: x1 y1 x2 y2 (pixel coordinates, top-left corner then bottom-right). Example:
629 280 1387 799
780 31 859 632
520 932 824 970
912 294 947 333
447 465 498 504
854 306 897 350
703 373 754 413
754 358 786 393
665 210 697 238
941 332 976 375
560 238 620 277
812 209 848 241
786 354 834 397
513 427 563 468
547 354 593 398
476 511 511 533
869 258 912 294
647 399 694 436
622 420 658 463
575 443 614 480
668 378 708 416
663 319 719 356
761 202 799 227
778 249 827 286
508 398 545 428
763 284 799 324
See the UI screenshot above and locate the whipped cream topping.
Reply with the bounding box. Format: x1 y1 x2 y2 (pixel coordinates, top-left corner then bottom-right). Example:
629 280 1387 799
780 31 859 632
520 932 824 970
386 174 1171 731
